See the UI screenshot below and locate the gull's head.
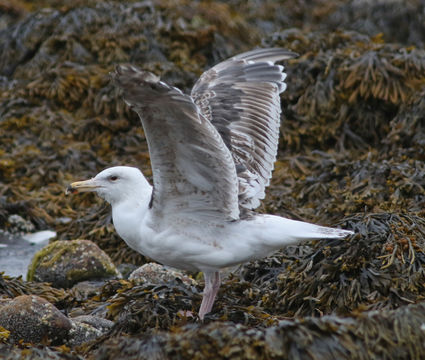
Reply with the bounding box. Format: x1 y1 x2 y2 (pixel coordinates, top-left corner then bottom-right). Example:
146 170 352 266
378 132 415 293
66 166 150 205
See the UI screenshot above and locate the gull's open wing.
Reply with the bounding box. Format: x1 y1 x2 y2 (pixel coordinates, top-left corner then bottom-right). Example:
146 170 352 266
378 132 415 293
191 48 297 211
113 65 240 222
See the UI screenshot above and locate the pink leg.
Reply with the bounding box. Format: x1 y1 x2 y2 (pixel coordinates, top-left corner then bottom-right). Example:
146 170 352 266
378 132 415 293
198 271 221 320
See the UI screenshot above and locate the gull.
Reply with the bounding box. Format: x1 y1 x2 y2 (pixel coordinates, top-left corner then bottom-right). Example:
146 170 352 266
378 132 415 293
67 48 353 320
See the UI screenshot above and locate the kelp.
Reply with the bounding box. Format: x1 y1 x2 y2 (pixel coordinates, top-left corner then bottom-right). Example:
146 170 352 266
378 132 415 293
0 343 83 360
0 0 257 264
106 280 198 334
228 0 425 47
0 272 67 305
90 302 425 360
241 212 425 317
0 0 424 357
266 150 425 224
264 29 425 152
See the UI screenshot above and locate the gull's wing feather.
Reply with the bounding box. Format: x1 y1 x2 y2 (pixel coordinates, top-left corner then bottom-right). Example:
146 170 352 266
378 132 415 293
191 48 297 211
113 65 239 221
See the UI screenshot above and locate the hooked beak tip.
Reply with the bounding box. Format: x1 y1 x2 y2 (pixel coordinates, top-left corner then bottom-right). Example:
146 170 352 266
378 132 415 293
65 185 78 195
65 179 98 195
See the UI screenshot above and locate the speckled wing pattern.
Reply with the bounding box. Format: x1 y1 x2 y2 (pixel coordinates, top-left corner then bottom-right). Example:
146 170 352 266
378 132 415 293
113 65 240 221
191 48 297 211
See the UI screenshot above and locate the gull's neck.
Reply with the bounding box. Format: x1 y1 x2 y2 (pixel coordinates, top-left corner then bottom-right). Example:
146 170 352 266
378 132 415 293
110 181 152 252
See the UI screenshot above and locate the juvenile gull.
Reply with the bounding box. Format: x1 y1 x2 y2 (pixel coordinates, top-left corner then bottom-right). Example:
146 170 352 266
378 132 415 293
67 48 353 320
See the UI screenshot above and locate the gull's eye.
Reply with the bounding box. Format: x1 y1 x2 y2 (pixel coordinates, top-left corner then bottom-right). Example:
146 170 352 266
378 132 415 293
109 175 118 182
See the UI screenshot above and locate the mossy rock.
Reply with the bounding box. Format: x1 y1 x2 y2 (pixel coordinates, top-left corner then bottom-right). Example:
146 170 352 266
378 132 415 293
27 240 121 288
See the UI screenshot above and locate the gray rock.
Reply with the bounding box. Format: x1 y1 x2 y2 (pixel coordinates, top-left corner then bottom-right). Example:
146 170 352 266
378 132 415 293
67 315 114 346
27 240 122 288
128 263 196 286
69 280 104 301
72 315 114 332
117 262 139 279
67 321 102 347
7 214 35 233
0 295 72 344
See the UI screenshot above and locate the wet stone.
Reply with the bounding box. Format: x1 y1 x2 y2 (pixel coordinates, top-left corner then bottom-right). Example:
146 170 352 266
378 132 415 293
67 321 102 347
0 295 72 345
71 315 114 333
27 240 122 288
67 315 114 347
128 262 196 287
117 263 139 279
7 214 35 233
68 280 105 302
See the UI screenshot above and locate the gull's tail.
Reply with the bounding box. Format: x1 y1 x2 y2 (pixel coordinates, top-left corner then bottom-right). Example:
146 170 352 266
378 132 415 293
248 214 354 250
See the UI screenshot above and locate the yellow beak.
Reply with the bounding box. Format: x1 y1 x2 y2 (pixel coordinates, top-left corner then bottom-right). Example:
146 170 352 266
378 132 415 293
66 179 99 195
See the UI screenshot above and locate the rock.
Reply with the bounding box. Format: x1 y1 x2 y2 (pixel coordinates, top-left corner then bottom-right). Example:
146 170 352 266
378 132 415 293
67 321 102 347
0 295 72 344
117 263 139 279
128 263 196 286
7 214 35 233
69 280 104 301
27 240 121 288
71 315 114 332
67 315 114 346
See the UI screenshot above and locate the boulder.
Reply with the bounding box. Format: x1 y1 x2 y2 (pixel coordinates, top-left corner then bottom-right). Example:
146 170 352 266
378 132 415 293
0 295 72 344
27 240 121 288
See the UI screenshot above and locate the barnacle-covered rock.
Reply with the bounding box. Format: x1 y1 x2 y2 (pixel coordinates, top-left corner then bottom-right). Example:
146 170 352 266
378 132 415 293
7 214 35 233
0 294 72 344
128 262 196 287
27 240 121 288
67 315 114 347
70 315 114 334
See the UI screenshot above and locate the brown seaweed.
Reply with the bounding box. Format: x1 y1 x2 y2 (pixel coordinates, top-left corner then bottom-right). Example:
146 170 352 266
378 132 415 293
241 212 425 317
0 0 424 357
91 302 425 360
0 272 67 305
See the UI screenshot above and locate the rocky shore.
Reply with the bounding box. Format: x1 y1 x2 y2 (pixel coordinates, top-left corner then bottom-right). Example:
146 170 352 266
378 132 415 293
0 0 424 359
